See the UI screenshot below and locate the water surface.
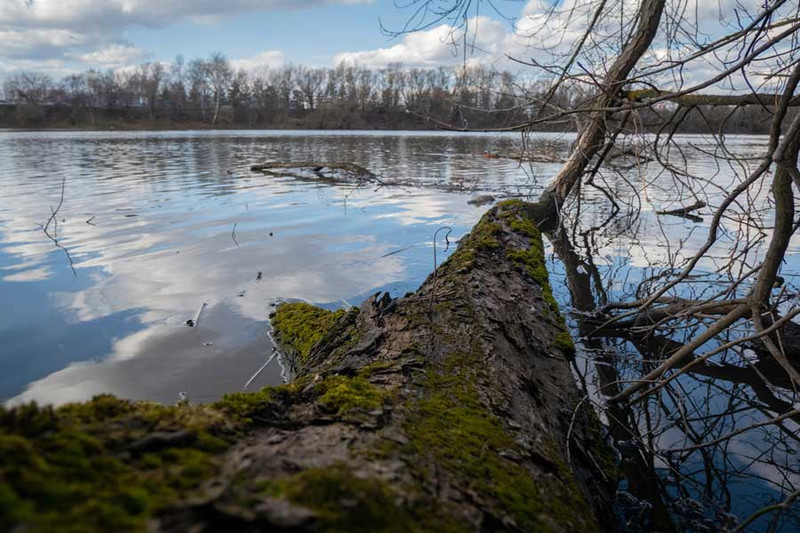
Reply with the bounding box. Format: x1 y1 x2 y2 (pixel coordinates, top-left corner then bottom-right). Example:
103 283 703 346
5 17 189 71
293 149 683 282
0 129 797 531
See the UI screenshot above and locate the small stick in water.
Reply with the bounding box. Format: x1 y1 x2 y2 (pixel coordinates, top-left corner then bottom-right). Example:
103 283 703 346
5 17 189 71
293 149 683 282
231 222 240 247
242 350 279 391
187 303 208 327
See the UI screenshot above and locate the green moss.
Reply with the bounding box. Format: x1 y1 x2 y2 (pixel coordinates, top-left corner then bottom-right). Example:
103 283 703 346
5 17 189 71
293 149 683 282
496 198 526 209
213 378 311 422
155 447 217 489
0 395 232 531
316 375 385 415
56 394 136 423
271 302 347 364
552 331 576 356
506 248 549 286
403 351 595 531
214 387 278 420
500 207 563 320
263 463 451 532
216 373 386 423
357 361 397 376
471 221 502 250
443 216 502 272
0 481 32 530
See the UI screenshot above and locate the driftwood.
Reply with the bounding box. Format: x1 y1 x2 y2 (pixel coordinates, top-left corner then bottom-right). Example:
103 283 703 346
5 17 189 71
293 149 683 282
481 151 565 164
656 200 706 221
0 201 615 532
467 194 496 206
250 161 379 184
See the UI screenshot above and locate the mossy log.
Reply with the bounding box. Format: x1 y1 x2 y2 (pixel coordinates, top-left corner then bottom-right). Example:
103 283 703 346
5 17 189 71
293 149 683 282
0 200 616 532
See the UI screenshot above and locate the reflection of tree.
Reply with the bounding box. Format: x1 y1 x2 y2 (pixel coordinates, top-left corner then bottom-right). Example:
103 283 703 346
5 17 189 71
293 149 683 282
551 223 800 530
550 226 677 531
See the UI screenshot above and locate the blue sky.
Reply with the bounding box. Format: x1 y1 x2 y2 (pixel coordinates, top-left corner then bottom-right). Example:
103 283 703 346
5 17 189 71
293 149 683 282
125 2 404 66
0 0 507 75
0 0 558 76
0 0 780 91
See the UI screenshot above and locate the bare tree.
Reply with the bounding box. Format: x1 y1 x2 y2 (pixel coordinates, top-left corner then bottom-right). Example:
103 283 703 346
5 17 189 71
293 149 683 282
137 62 165 120
206 52 232 126
187 58 211 122
296 66 326 111
3 72 52 106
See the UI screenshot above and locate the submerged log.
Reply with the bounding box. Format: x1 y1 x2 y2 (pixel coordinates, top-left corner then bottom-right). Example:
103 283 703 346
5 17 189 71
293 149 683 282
656 200 706 221
466 194 496 206
0 201 616 532
481 151 566 164
250 161 378 184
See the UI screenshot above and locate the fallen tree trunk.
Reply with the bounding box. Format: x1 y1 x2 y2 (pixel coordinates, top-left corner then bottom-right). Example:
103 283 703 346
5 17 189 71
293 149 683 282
0 201 616 532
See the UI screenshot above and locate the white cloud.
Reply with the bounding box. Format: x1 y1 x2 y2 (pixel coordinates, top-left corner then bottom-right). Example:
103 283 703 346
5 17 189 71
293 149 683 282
333 1 606 69
74 44 150 68
0 0 372 72
0 0 374 30
231 50 285 72
334 0 793 94
335 16 508 68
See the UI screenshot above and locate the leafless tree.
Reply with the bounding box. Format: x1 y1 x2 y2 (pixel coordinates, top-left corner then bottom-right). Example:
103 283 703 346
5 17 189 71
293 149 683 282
297 66 326 111
3 71 52 106
137 62 165 120
206 52 232 126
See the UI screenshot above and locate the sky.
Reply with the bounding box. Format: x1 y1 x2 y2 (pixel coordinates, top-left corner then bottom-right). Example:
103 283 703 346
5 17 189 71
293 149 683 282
0 0 495 76
0 0 785 89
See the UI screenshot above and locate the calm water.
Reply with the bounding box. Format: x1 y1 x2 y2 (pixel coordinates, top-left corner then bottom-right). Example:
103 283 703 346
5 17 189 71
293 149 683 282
0 130 544 406
0 130 797 530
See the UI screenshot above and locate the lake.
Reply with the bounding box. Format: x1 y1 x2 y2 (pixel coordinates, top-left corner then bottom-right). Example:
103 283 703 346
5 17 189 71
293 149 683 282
0 129 797 531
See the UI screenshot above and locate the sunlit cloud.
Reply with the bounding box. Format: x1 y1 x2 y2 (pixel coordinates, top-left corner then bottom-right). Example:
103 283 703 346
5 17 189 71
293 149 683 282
230 50 286 73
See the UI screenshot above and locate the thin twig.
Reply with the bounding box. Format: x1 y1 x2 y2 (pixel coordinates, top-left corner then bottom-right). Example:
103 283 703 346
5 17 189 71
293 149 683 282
231 222 239 247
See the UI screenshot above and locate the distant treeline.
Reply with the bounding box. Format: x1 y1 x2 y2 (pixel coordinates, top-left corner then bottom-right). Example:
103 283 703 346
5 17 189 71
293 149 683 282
0 54 787 133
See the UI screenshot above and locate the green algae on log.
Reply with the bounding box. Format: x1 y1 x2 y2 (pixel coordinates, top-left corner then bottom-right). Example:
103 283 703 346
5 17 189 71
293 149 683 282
0 395 232 531
269 302 348 365
1 200 615 532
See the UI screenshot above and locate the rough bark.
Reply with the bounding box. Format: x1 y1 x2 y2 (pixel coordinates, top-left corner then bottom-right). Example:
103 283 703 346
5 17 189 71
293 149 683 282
0 201 616 532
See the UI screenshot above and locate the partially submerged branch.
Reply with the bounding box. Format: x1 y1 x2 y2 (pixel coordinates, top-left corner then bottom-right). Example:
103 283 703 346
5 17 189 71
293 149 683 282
655 200 706 219
250 161 379 184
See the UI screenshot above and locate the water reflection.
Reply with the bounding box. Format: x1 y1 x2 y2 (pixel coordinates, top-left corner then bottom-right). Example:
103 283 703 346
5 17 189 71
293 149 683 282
547 203 800 531
2 131 529 405
1 129 797 531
